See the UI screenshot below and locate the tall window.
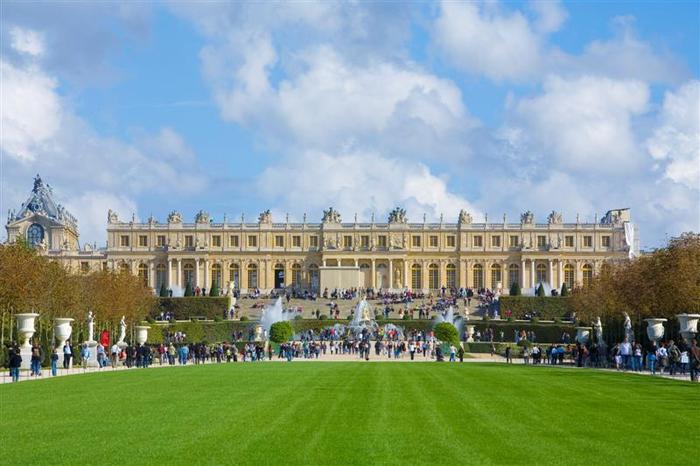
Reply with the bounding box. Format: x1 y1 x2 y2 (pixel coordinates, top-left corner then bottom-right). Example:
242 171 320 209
248 235 257 247
309 236 318 248
472 264 483 289
428 264 439 289
491 264 502 289
185 235 193 248
157 235 166 247
309 264 320 291
582 264 593 287
536 263 547 284
491 236 501 248
184 263 194 286
229 235 239 247
361 235 369 248
583 235 592 247
138 263 148 287
291 264 302 287
601 236 611 248
247 264 258 288
212 235 221 247
446 236 456 247
411 264 422 289
229 263 240 288
564 264 575 290
211 263 222 290
343 235 353 248
473 236 482 247
446 264 456 289
537 235 547 247
565 235 574 247
412 236 421 247
508 264 519 288
292 235 301 247
429 235 438 247
120 235 130 247
275 235 284 247
509 235 519 247
156 264 166 290
138 235 147 247
378 235 387 248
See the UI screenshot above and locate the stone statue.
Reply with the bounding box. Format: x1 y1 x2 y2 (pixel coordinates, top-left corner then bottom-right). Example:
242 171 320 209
147 214 157 225
458 209 473 224
623 312 633 342
361 304 371 322
176 237 182 248
37 237 48 252
258 209 272 224
388 207 408 224
195 210 210 224
322 207 341 224
520 211 534 225
394 268 401 288
107 209 119 224
390 233 401 249
118 316 126 344
87 312 95 342
547 210 563 225
167 210 182 224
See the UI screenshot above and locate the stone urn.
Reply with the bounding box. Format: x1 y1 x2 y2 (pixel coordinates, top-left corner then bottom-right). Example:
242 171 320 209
464 324 475 343
135 325 150 345
53 317 74 350
676 314 700 344
575 327 592 345
645 318 667 345
16 313 40 370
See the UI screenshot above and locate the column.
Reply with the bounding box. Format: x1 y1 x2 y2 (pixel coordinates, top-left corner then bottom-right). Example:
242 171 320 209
240 261 248 290
167 259 172 288
403 260 408 288
557 260 563 290
177 259 182 289
548 259 554 290
388 260 393 290
422 260 428 291
149 262 155 290
530 260 535 288
194 259 200 287
520 259 526 288
371 259 376 288
575 260 582 287
439 260 446 289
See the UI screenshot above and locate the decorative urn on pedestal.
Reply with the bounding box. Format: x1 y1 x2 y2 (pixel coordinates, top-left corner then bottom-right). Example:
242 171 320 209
644 318 667 345
53 317 74 367
135 325 150 345
575 327 592 345
676 314 700 343
16 313 40 370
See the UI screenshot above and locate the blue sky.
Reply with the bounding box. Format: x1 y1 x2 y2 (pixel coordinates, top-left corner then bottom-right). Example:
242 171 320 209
1 1 698 249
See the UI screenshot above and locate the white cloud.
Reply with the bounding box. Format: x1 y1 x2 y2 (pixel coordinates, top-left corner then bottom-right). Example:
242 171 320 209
647 80 700 191
9 26 45 56
530 0 568 34
64 192 138 248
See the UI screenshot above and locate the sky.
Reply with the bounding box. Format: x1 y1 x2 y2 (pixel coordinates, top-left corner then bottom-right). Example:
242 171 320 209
1 0 698 250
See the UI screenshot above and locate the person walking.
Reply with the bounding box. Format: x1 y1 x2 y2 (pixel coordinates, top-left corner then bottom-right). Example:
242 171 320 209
9 349 22 382
646 346 657 375
505 346 512 364
449 345 456 362
62 341 72 369
50 349 59 376
30 342 42 376
458 345 465 363
689 339 700 383
80 343 90 369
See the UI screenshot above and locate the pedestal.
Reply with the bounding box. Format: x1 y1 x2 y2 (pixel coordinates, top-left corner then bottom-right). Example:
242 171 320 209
16 313 39 371
54 317 74 368
84 340 99 368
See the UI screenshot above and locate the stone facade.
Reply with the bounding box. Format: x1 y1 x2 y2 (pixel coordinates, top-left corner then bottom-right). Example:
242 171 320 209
6 176 637 294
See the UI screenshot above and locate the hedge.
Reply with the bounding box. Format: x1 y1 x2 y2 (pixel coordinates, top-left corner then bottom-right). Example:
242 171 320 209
471 321 575 344
498 296 573 320
151 297 229 320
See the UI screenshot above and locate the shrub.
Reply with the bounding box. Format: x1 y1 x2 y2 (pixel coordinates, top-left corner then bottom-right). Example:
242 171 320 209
536 283 545 297
159 282 168 298
434 322 459 346
509 281 521 296
184 282 194 297
209 281 220 297
151 297 228 320
498 296 572 320
269 321 294 343
239 316 249 322
560 283 569 297
319 314 328 320
294 315 303 320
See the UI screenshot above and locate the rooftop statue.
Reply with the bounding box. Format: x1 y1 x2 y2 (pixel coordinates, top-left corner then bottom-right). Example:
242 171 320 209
458 209 472 224
601 210 622 225
107 209 119 224
167 211 182 223
258 209 272 224
322 207 341 224
388 207 407 224
547 210 563 225
520 211 534 225
195 210 210 224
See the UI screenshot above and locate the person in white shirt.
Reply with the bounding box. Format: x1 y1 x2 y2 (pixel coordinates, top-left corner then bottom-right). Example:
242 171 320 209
619 338 632 370
111 343 120 368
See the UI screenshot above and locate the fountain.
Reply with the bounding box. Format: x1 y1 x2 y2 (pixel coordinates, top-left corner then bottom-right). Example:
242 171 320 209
260 297 294 333
434 306 464 336
348 299 378 340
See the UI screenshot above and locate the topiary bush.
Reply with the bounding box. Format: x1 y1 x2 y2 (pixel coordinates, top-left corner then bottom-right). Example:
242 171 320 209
560 283 569 297
536 283 545 297
209 281 220 297
434 322 459 346
269 321 294 344
509 281 521 296
151 297 228 320
184 282 194 297
159 282 169 297
498 296 572 320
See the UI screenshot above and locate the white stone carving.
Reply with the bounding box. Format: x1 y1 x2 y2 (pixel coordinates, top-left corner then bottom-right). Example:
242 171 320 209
547 210 563 225
167 211 182 223
258 209 272 224
520 211 534 224
388 207 407 224
195 210 210 223
458 209 472 224
322 207 341 224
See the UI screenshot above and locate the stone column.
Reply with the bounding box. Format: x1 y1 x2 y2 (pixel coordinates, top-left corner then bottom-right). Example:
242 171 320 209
167 259 172 287
204 259 210 291
149 261 155 290
548 259 554 290
575 260 582 288
557 260 563 290
371 259 376 288
177 259 182 289
388 259 394 290
403 260 408 288
530 260 535 288
439 260 446 289
520 259 525 287
194 259 200 287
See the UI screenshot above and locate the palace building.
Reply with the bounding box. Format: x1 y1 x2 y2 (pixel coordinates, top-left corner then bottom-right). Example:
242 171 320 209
6 175 639 294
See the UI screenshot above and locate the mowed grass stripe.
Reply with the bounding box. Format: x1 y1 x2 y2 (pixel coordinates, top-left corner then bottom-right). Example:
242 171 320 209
1 363 697 465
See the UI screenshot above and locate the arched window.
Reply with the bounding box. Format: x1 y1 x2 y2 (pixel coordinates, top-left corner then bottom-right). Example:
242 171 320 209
156 264 166 291
308 264 320 291
411 264 422 290
119 262 130 275
211 263 222 290
229 263 240 289
183 263 194 287
582 263 593 287
138 263 148 287
274 263 285 289
446 264 456 289
536 263 547 284
27 223 44 246
291 263 302 287
428 263 439 290
564 264 575 290
491 264 502 289
508 264 519 287
248 263 258 288
472 264 483 290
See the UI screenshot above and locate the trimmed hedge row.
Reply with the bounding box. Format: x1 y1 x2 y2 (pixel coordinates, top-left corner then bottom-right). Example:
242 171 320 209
151 297 229 320
472 321 575 344
498 296 573 320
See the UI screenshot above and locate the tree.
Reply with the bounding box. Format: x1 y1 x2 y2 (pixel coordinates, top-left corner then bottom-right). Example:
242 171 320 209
434 322 459 346
536 283 545 297
560 283 569 297
209 281 220 297
184 282 194 297
509 281 521 296
159 282 169 297
269 321 293 344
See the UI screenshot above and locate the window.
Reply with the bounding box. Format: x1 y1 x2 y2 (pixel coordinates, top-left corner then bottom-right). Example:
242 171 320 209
229 235 239 247
247 264 258 288
292 235 301 247
472 264 483 289
536 263 547 284
491 264 502 289
80 262 89 273
343 235 353 248
361 235 369 248
508 264 519 288
157 235 166 247
120 235 130 247
491 235 501 247
291 264 302 287
446 264 456 288
119 262 130 274
211 263 222 290
138 263 148 287
212 235 221 247
248 235 257 247
183 263 194 287
156 264 166 291
601 236 611 247
138 235 147 247
564 264 575 290
309 236 318 248
582 264 593 287
428 264 439 289
565 235 574 247
412 235 421 247
411 264 422 289
229 263 240 288
509 235 519 247
429 235 438 247
275 235 284 247
447 235 456 247
537 235 547 247
473 235 483 247
583 235 592 247
185 235 193 248
378 235 387 248
27 223 44 246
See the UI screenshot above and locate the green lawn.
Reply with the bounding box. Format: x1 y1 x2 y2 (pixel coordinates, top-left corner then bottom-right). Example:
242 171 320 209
1 363 697 465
